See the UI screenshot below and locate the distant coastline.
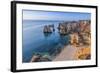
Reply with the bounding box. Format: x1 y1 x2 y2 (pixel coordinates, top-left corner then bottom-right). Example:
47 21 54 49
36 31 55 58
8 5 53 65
23 19 91 22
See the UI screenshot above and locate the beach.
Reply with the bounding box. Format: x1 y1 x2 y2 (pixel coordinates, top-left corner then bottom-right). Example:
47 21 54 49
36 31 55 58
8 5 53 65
53 45 77 61
53 45 91 61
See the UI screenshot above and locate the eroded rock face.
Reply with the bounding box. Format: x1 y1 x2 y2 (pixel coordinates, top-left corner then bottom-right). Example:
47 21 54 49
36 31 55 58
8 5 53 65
57 20 91 46
58 21 80 35
75 48 91 60
58 23 68 35
70 33 79 46
78 20 91 45
58 20 90 34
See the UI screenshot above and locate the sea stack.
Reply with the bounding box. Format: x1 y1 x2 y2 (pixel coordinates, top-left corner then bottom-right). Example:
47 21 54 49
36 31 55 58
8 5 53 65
43 24 55 33
43 25 52 33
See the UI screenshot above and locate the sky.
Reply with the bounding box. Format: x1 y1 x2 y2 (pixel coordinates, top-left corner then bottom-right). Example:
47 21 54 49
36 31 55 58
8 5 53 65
23 10 91 21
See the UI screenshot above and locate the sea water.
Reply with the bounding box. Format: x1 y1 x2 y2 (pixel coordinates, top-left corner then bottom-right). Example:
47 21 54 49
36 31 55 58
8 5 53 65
22 20 70 62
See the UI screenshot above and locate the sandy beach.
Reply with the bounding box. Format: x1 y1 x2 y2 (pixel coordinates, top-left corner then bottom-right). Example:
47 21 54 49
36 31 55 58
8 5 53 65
53 45 90 61
53 45 77 61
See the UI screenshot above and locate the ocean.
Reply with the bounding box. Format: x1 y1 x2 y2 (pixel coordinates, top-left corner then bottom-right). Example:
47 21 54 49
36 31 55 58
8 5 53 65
22 20 70 62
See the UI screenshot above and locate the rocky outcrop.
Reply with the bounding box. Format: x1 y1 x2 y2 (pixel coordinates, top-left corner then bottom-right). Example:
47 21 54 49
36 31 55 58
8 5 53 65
58 20 90 35
43 24 55 33
57 20 91 46
75 47 91 60
70 33 79 46
78 20 91 45
43 25 52 33
30 54 52 62
58 21 79 35
58 23 68 35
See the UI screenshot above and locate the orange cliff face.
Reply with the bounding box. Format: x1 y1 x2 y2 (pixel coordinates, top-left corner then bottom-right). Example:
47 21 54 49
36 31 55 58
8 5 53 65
74 47 91 60
70 33 79 47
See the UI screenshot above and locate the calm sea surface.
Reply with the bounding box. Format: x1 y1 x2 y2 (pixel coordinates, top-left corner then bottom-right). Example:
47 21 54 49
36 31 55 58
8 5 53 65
23 20 70 62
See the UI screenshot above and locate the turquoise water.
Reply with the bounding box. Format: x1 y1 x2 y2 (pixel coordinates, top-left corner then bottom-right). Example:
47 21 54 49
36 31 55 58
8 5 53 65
22 20 70 62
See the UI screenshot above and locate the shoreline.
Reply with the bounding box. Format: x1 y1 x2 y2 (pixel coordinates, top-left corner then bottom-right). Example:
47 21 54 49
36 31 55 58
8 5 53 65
30 44 91 62
53 45 90 61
